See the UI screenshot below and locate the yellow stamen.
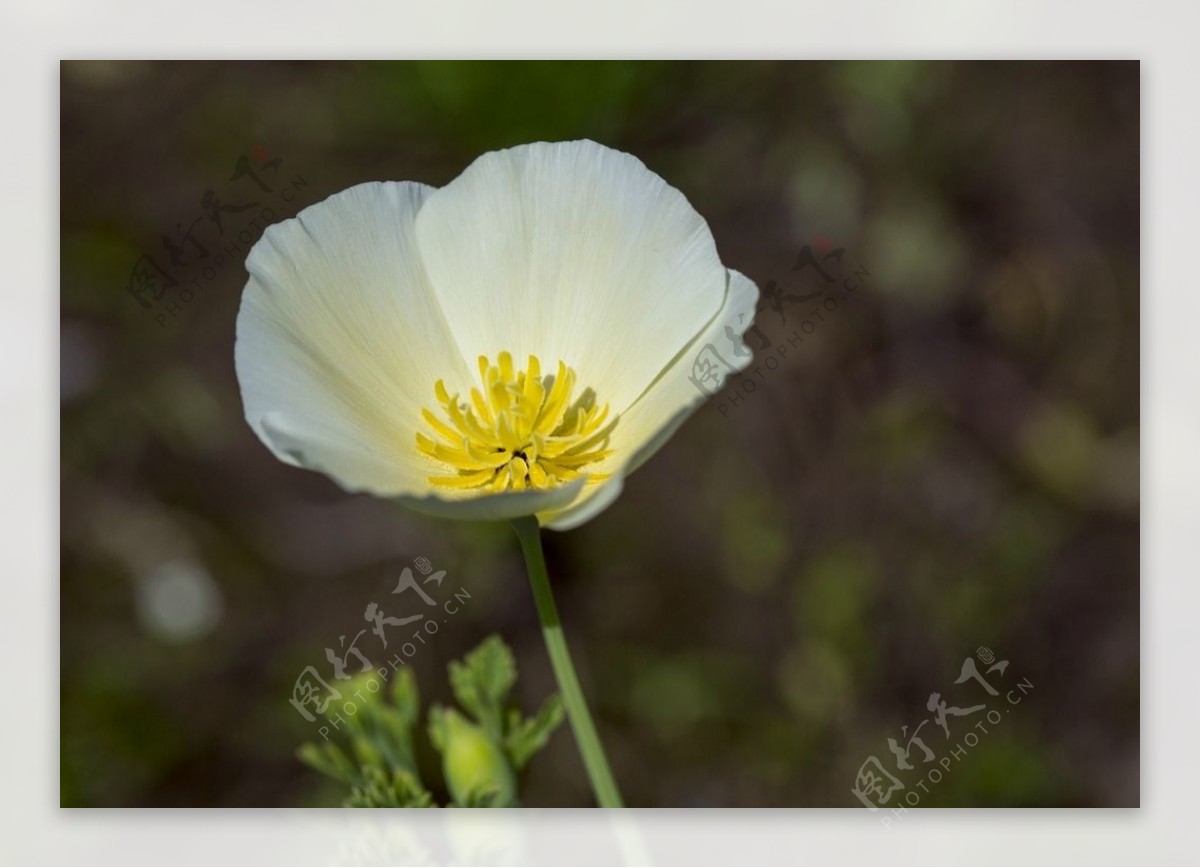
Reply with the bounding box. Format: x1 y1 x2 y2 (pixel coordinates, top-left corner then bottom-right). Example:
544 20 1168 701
418 354 617 493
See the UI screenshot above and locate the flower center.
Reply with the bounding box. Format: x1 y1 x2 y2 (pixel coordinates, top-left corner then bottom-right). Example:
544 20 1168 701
417 352 616 493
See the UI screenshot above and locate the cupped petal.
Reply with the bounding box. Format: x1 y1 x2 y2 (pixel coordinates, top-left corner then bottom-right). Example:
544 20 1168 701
397 476 586 522
236 181 473 496
413 140 729 416
539 269 760 530
260 411 584 520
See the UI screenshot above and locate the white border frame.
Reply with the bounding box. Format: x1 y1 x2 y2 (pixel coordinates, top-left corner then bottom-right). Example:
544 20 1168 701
7 1 1196 863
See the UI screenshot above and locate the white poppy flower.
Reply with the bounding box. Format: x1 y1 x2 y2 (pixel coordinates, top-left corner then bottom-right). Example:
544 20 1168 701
236 140 758 529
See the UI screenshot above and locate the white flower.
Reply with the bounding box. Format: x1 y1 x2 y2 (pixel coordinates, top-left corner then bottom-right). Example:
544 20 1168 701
236 140 758 529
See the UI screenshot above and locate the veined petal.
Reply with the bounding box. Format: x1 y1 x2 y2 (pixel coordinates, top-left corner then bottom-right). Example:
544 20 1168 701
237 148 756 529
413 140 728 416
539 269 760 530
236 181 472 496
262 410 584 519
259 412 421 493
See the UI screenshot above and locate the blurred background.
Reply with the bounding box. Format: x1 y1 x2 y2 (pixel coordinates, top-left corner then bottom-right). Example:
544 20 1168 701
60 61 1139 808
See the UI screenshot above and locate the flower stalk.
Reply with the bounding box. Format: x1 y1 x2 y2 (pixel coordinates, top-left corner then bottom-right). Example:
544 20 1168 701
511 516 625 808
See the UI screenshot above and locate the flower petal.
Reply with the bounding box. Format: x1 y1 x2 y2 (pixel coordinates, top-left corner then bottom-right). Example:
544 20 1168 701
413 140 728 415
236 181 472 496
540 269 760 530
397 476 586 522
260 413 584 519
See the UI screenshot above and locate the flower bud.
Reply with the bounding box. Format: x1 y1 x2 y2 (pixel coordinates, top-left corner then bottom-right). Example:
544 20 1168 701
431 708 516 807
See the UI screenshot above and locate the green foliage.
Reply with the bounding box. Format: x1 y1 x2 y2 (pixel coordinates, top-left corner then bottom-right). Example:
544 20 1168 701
505 696 565 771
345 768 436 809
297 635 564 808
447 634 517 739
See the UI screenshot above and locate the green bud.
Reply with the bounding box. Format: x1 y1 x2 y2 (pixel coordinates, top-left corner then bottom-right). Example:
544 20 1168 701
430 708 516 807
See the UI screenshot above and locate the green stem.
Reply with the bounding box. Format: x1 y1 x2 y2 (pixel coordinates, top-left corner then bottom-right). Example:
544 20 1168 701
511 516 625 808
